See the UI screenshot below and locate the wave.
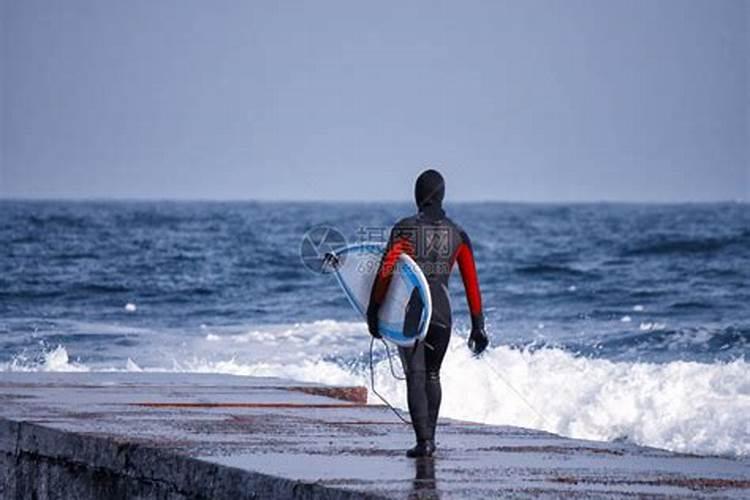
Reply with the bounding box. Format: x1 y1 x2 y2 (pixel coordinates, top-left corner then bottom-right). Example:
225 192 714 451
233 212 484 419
669 300 714 310
28 214 90 229
567 325 750 361
622 231 750 257
69 283 131 294
2 345 90 372
514 264 591 278
4 339 748 458
0 289 66 299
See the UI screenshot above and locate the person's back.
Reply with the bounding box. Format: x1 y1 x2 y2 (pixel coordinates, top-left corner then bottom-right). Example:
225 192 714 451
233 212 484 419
367 169 489 457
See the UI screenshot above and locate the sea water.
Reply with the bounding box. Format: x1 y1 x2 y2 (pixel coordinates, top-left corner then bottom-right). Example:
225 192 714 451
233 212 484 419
1 201 748 456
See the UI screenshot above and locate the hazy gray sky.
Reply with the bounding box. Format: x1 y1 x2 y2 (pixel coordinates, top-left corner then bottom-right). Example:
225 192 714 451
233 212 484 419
1 0 748 202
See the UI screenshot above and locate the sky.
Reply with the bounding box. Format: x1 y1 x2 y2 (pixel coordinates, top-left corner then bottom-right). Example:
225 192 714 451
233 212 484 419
1 0 748 202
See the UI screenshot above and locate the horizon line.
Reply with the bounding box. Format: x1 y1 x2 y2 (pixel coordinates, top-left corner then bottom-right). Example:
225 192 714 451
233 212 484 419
0 196 747 205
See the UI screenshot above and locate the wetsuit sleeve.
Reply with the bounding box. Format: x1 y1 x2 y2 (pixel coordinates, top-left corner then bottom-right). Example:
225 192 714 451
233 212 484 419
369 226 413 308
454 230 483 316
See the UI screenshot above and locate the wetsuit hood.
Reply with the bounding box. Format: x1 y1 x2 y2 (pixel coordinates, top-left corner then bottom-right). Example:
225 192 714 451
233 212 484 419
414 169 445 218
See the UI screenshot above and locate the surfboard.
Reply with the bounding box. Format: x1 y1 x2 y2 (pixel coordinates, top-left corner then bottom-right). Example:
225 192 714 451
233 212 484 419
325 243 432 347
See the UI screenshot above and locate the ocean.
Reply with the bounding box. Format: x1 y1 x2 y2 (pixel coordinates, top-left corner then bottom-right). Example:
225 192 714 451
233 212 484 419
1 200 748 457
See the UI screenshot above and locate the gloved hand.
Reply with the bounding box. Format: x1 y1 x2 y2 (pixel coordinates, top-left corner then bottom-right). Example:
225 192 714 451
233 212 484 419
468 313 489 355
366 302 382 339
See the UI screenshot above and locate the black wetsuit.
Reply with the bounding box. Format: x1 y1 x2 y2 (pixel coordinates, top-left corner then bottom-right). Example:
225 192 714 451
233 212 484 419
367 170 485 447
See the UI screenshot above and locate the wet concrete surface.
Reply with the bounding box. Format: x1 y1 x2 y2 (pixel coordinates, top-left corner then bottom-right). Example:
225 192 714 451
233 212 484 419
0 372 748 498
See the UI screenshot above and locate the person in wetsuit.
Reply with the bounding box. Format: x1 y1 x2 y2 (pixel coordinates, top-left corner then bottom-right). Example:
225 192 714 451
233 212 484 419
367 169 489 458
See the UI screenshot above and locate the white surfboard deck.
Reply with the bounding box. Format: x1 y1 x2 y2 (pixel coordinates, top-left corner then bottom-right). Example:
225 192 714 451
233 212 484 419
326 243 432 347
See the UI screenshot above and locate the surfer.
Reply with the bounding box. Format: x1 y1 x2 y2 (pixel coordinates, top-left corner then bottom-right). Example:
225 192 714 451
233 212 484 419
367 169 489 458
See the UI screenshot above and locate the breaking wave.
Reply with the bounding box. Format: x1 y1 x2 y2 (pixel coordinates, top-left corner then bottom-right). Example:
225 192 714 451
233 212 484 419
4 327 748 458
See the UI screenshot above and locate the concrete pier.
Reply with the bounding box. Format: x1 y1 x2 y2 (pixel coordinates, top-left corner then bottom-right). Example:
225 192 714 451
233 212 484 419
1 372 748 498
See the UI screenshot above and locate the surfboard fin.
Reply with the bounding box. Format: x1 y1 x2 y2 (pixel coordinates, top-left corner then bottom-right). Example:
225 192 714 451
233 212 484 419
322 252 340 271
403 289 424 338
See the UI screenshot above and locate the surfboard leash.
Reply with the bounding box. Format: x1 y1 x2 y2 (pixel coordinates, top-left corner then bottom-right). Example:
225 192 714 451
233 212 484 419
478 354 554 429
369 337 411 425
380 338 406 381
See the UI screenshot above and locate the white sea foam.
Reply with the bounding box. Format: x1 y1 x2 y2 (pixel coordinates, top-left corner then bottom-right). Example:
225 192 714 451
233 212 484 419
125 358 143 372
2 345 89 372
639 322 666 331
2 321 749 457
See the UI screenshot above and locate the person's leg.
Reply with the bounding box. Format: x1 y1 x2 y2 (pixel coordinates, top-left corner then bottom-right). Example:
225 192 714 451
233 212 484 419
424 322 451 443
398 342 431 444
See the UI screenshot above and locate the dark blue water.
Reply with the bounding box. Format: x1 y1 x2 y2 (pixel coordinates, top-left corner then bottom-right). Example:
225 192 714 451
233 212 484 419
2 200 748 365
